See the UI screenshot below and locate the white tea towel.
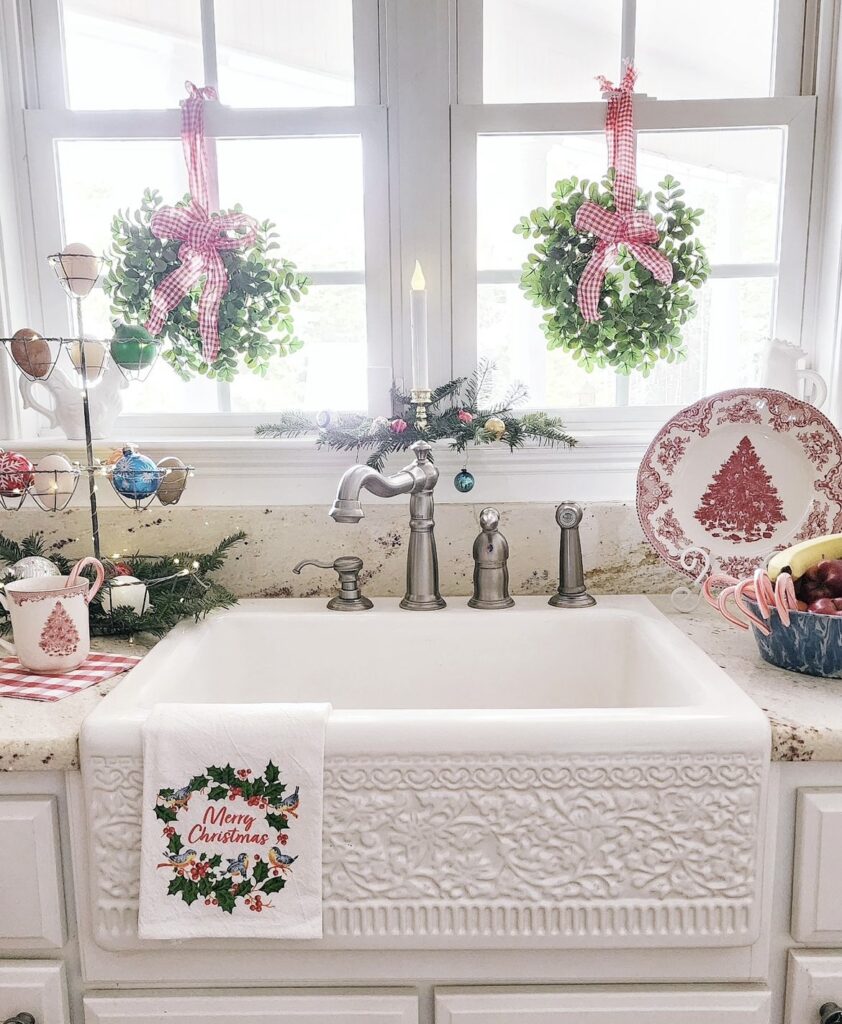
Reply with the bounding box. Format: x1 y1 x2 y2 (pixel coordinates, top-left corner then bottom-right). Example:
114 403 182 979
138 701 330 939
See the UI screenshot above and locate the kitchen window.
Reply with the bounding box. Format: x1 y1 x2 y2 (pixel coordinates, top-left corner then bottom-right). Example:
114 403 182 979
2 0 824 447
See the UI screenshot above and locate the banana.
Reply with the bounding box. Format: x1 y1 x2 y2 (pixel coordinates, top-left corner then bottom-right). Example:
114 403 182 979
767 533 842 582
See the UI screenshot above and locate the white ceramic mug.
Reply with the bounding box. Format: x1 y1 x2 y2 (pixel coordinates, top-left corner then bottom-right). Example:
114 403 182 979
0 557 104 673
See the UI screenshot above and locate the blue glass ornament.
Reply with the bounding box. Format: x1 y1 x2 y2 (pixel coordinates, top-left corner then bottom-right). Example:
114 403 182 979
112 447 164 499
454 468 475 493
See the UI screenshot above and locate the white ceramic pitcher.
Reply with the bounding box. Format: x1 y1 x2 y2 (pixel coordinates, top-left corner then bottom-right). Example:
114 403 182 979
19 360 127 440
760 338 828 408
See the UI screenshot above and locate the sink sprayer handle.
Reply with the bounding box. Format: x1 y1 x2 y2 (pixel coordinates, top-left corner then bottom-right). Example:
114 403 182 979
5 1013 37 1024
820 1004 842 1024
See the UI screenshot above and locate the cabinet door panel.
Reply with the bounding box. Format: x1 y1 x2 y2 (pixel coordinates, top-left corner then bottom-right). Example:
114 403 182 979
0 796 65 948
792 789 842 942
84 990 418 1024
0 962 70 1024
786 951 842 1024
435 986 771 1023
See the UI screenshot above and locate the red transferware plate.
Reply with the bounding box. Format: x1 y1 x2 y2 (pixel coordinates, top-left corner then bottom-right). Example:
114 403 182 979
636 388 842 579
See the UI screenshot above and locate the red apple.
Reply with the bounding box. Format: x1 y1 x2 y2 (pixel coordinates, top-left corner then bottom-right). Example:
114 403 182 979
808 598 839 616
816 559 842 596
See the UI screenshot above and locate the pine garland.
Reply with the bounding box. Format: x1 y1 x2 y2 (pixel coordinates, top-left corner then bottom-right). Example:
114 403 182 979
0 531 245 639
256 360 576 473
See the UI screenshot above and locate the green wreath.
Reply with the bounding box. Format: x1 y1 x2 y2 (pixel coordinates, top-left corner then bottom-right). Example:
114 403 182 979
515 173 709 376
154 761 297 914
104 189 309 383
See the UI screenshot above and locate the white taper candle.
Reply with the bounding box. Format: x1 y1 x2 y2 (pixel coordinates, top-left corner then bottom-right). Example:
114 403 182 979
410 260 429 391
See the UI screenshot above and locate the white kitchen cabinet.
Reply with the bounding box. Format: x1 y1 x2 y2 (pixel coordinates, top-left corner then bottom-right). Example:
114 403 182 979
0 962 70 1024
0 796 65 949
83 990 418 1024
435 986 772 1023
792 789 842 943
786 952 842 1024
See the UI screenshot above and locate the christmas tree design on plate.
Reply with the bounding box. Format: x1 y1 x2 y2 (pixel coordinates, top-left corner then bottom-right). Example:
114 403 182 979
39 601 80 656
694 435 785 543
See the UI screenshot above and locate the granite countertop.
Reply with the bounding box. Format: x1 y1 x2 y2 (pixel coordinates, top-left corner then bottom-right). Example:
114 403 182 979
1 597 840 771
0 635 153 772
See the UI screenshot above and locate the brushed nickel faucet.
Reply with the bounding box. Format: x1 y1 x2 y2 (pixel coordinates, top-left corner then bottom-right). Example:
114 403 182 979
549 501 596 608
329 440 445 611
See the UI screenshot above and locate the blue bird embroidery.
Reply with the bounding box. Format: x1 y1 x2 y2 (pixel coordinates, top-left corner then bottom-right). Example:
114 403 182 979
275 785 300 818
268 847 298 874
224 852 250 878
157 848 197 869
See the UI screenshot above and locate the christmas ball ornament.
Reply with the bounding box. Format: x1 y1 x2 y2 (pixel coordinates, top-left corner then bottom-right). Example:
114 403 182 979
483 416 506 440
315 409 335 429
54 242 100 297
457 409 474 425
68 339 108 384
113 561 133 577
155 456 188 506
111 447 164 499
102 576 149 616
9 556 60 580
110 323 159 369
31 453 78 511
390 418 408 434
369 416 390 432
0 450 34 495
454 468 476 493
10 328 52 379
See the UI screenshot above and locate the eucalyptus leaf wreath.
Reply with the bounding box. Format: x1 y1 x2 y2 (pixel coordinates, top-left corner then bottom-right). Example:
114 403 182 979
515 173 710 376
104 189 309 383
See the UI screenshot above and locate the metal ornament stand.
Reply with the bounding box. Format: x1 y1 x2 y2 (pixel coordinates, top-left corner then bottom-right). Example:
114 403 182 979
0 251 195 570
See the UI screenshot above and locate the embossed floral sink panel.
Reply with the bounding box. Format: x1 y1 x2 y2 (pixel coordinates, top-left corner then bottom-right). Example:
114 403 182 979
80 597 770 952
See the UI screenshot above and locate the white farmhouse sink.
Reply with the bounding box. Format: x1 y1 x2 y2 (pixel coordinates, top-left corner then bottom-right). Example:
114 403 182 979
84 596 767 757
80 597 770 951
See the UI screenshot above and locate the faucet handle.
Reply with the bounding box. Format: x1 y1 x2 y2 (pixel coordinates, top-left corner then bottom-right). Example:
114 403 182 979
293 556 373 612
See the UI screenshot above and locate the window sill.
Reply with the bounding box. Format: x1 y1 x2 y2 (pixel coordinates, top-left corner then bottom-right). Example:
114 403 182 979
2 431 653 506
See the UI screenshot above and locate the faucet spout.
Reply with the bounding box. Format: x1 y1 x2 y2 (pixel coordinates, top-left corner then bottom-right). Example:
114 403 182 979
329 465 414 523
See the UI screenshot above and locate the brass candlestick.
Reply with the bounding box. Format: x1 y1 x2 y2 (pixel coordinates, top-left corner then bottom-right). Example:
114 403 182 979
411 388 432 431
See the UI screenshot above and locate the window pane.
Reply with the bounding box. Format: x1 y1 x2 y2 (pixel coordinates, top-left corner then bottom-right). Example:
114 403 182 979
478 128 783 271
216 137 365 272
628 277 777 406
215 0 355 107
57 139 186 257
483 0 621 103
57 138 220 413
229 284 367 412
61 0 203 110
478 283 616 408
636 1 775 100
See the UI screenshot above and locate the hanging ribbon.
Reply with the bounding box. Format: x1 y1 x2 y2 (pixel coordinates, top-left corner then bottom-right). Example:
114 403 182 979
145 82 258 364
574 64 673 323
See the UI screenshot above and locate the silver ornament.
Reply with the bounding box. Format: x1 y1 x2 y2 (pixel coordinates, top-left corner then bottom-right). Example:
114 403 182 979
9 556 61 580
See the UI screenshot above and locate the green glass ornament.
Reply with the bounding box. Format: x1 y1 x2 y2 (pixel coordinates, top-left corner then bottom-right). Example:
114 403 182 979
454 468 475 493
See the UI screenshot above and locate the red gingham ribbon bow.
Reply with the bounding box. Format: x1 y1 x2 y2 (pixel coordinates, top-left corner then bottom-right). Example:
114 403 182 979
145 83 257 364
574 65 673 323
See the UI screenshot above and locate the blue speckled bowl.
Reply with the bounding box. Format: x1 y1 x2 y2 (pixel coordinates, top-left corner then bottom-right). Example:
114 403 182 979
747 599 842 678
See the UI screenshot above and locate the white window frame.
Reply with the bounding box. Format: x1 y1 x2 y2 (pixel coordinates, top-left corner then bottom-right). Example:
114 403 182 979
452 0 818 431
20 0 395 430
0 0 837 506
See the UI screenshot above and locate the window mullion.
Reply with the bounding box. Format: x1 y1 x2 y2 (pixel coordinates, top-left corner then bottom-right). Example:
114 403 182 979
620 0 637 69
200 0 219 92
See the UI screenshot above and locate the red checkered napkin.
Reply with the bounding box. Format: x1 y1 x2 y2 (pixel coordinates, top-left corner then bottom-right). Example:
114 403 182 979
0 651 141 702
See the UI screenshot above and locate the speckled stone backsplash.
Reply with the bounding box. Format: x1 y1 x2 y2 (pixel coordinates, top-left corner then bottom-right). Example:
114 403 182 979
0 501 679 598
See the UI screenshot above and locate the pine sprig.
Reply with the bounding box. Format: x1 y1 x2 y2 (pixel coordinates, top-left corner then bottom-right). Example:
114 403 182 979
255 359 576 472
0 531 245 639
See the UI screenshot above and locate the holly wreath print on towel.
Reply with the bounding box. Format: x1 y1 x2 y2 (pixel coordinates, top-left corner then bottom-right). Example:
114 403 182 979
155 761 300 914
